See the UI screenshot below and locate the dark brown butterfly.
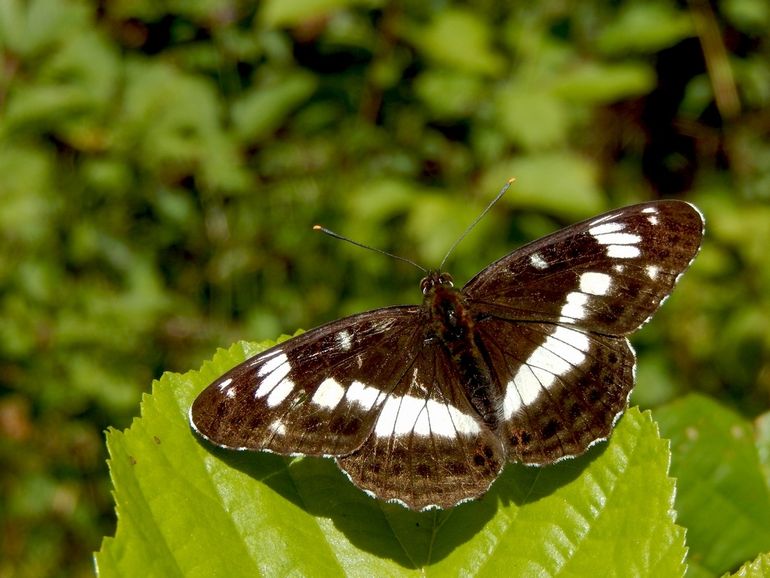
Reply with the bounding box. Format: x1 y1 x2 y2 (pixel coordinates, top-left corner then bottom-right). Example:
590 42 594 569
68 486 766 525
191 199 704 510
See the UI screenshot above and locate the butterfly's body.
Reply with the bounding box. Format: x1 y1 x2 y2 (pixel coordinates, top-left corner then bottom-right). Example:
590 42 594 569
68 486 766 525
422 272 501 428
191 200 704 510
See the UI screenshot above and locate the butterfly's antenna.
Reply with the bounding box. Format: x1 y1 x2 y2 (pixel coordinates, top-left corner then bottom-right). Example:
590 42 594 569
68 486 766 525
313 225 428 273
439 178 515 270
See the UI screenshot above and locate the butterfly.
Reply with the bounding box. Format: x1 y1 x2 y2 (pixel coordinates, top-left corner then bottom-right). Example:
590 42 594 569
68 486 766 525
190 198 704 510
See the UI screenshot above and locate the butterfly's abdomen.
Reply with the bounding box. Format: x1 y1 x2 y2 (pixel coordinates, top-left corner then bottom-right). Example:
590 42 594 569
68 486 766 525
427 285 501 429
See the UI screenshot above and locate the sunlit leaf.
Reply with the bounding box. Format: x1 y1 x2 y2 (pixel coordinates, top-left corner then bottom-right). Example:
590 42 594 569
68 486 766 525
96 341 685 576
654 395 770 576
726 551 770 578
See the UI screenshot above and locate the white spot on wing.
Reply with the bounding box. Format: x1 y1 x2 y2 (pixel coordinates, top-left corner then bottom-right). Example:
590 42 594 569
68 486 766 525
226 388 236 399
254 353 291 398
641 206 658 214
580 272 612 296
374 395 481 438
269 419 287 436
311 377 346 410
594 232 641 245
589 222 625 236
257 352 287 377
503 365 549 418
592 225 643 258
588 213 616 227
646 264 660 280
647 215 659 225
553 325 591 353
607 244 641 259
346 380 382 410
503 327 589 419
372 317 397 333
411 367 429 396
250 347 283 367
560 291 589 321
532 327 589 369
266 378 295 407
529 253 549 270
336 330 353 351
217 377 233 391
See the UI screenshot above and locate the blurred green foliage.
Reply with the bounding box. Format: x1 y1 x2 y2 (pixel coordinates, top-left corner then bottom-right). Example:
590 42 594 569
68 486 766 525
0 0 769 576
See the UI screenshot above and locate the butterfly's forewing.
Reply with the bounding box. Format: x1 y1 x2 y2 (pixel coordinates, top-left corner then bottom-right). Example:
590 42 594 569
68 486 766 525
191 307 425 456
463 201 704 334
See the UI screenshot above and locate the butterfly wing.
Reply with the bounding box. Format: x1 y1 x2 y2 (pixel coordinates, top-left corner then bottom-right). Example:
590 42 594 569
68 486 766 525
463 200 704 334
462 200 704 464
191 307 428 457
336 337 505 510
474 319 634 464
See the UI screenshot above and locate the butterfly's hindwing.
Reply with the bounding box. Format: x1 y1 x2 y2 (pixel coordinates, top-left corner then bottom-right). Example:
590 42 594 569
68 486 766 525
337 337 505 510
474 319 635 464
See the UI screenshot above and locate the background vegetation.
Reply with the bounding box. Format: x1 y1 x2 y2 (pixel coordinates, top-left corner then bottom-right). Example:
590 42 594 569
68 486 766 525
1 0 769 576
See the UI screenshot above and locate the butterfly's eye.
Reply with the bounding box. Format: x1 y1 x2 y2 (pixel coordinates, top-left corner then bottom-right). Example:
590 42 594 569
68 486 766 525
421 272 454 295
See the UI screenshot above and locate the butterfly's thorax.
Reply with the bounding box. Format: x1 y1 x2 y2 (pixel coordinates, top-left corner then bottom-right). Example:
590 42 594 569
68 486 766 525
422 271 500 428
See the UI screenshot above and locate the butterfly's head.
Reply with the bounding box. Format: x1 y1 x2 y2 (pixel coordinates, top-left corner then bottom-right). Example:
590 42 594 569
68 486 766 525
420 271 454 295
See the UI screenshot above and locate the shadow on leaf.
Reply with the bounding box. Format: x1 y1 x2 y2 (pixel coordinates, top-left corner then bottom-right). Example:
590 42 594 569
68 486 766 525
200 434 601 569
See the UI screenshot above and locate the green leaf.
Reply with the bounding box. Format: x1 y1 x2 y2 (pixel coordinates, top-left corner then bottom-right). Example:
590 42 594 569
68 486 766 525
597 3 694 55
411 9 504 76
0 29 119 144
0 0 89 57
414 70 485 119
756 411 770 491
345 178 418 222
722 0 770 34
726 551 770 578
483 153 604 219
231 70 318 143
116 61 249 193
654 395 770 577
0 145 57 246
97 340 685 576
553 62 656 104
260 0 376 28
495 88 569 151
